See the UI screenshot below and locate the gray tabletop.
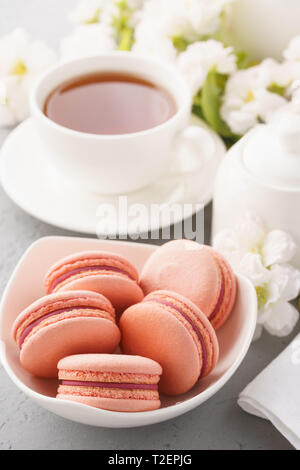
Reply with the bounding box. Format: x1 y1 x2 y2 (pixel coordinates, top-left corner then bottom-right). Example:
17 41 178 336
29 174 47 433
0 0 296 450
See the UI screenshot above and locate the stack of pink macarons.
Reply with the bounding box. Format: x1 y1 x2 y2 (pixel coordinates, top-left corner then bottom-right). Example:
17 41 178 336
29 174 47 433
12 239 237 412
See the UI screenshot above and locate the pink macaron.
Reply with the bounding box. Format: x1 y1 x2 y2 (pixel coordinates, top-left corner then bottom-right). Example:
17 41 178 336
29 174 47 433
139 239 237 330
12 291 121 378
120 290 219 396
57 354 162 412
44 251 144 315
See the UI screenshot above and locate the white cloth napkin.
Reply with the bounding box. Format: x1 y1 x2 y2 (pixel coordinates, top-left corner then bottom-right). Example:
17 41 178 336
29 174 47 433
238 333 300 449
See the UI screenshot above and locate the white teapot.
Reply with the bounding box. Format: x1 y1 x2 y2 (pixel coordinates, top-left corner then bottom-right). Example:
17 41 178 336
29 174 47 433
212 108 300 267
224 0 300 61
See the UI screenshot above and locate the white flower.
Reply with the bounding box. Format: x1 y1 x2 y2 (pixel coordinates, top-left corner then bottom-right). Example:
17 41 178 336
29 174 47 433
256 264 300 338
0 28 56 83
137 0 232 42
283 35 300 62
213 211 300 339
214 212 297 273
137 0 194 42
0 28 56 126
68 0 145 45
233 211 265 250
256 58 294 89
68 0 106 25
126 0 146 10
220 60 291 135
60 25 116 60
220 69 261 135
177 39 236 95
133 0 233 62
186 0 233 36
132 1 187 62
238 253 270 287
132 21 177 62
262 230 297 267
0 76 29 126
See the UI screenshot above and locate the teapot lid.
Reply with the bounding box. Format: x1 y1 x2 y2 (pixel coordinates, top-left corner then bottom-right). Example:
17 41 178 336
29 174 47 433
242 105 300 189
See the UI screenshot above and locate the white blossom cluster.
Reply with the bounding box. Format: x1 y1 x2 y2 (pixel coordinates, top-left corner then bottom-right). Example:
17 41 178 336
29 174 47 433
220 56 300 135
2 0 300 136
214 212 300 340
0 29 56 126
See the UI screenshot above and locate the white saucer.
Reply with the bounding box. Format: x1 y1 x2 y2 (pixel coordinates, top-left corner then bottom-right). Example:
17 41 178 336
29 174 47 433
0 117 225 236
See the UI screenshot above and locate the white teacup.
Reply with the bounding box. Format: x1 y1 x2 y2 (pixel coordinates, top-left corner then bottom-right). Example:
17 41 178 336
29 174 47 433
31 52 216 195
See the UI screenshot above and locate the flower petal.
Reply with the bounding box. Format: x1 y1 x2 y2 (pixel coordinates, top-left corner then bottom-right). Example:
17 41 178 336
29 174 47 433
234 212 265 251
263 301 299 337
213 228 238 251
263 279 281 310
269 264 300 302
283 35 300 61
177 39 236 95
262 230 297 266
238 253 270 286
60 25 116 60
213 228 245 268
0 76 29 126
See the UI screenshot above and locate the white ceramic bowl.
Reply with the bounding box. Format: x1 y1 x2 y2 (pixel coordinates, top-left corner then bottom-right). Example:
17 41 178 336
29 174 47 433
0 237 257 428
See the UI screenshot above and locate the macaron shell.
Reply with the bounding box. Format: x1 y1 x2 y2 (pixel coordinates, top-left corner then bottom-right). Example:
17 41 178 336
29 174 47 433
120 303 201 396
56 394 161 412
12 290 115 343
209 250 237 330
44 250 139 296
20 317 121 378
139 241 222 318
144 290 219 377
58 353 162 375
57 275 144 316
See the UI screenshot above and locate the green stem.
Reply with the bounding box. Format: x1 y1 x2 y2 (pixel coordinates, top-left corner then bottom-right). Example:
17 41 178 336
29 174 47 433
118 27 133 51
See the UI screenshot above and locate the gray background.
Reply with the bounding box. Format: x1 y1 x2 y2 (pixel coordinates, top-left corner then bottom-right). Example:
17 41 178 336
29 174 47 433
0 0 296 450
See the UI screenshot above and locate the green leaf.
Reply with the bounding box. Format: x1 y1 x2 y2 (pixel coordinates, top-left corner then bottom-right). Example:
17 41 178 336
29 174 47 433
235 50 259 70
193 90 202 107
84 8 100 24
171 36 189 53
267 82 286 97
200 69 238 139
192 104 205 121
192 90 204 120
236 51 249 70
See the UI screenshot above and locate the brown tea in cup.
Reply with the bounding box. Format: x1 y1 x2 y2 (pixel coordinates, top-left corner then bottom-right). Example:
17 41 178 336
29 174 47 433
44 72 176 135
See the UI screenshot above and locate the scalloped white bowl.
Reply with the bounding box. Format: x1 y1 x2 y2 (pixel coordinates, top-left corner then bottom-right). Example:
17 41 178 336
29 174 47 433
0 237 257 428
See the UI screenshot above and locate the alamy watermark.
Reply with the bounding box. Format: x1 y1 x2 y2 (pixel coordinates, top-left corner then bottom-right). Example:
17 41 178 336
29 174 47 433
96 196 205 243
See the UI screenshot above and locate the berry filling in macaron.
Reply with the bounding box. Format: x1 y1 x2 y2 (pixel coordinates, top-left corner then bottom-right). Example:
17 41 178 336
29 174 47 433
12 291 121 378
44 251 144 315
17 304 114 349
45 252 137 294
57 354 162 411
120 290 219 395
143 291 217 379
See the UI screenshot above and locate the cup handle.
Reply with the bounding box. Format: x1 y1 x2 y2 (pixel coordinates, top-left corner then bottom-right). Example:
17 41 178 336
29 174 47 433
170 125 216 178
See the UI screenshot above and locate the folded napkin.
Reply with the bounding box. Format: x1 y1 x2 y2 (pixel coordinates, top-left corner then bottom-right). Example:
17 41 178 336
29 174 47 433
238 333 300 449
